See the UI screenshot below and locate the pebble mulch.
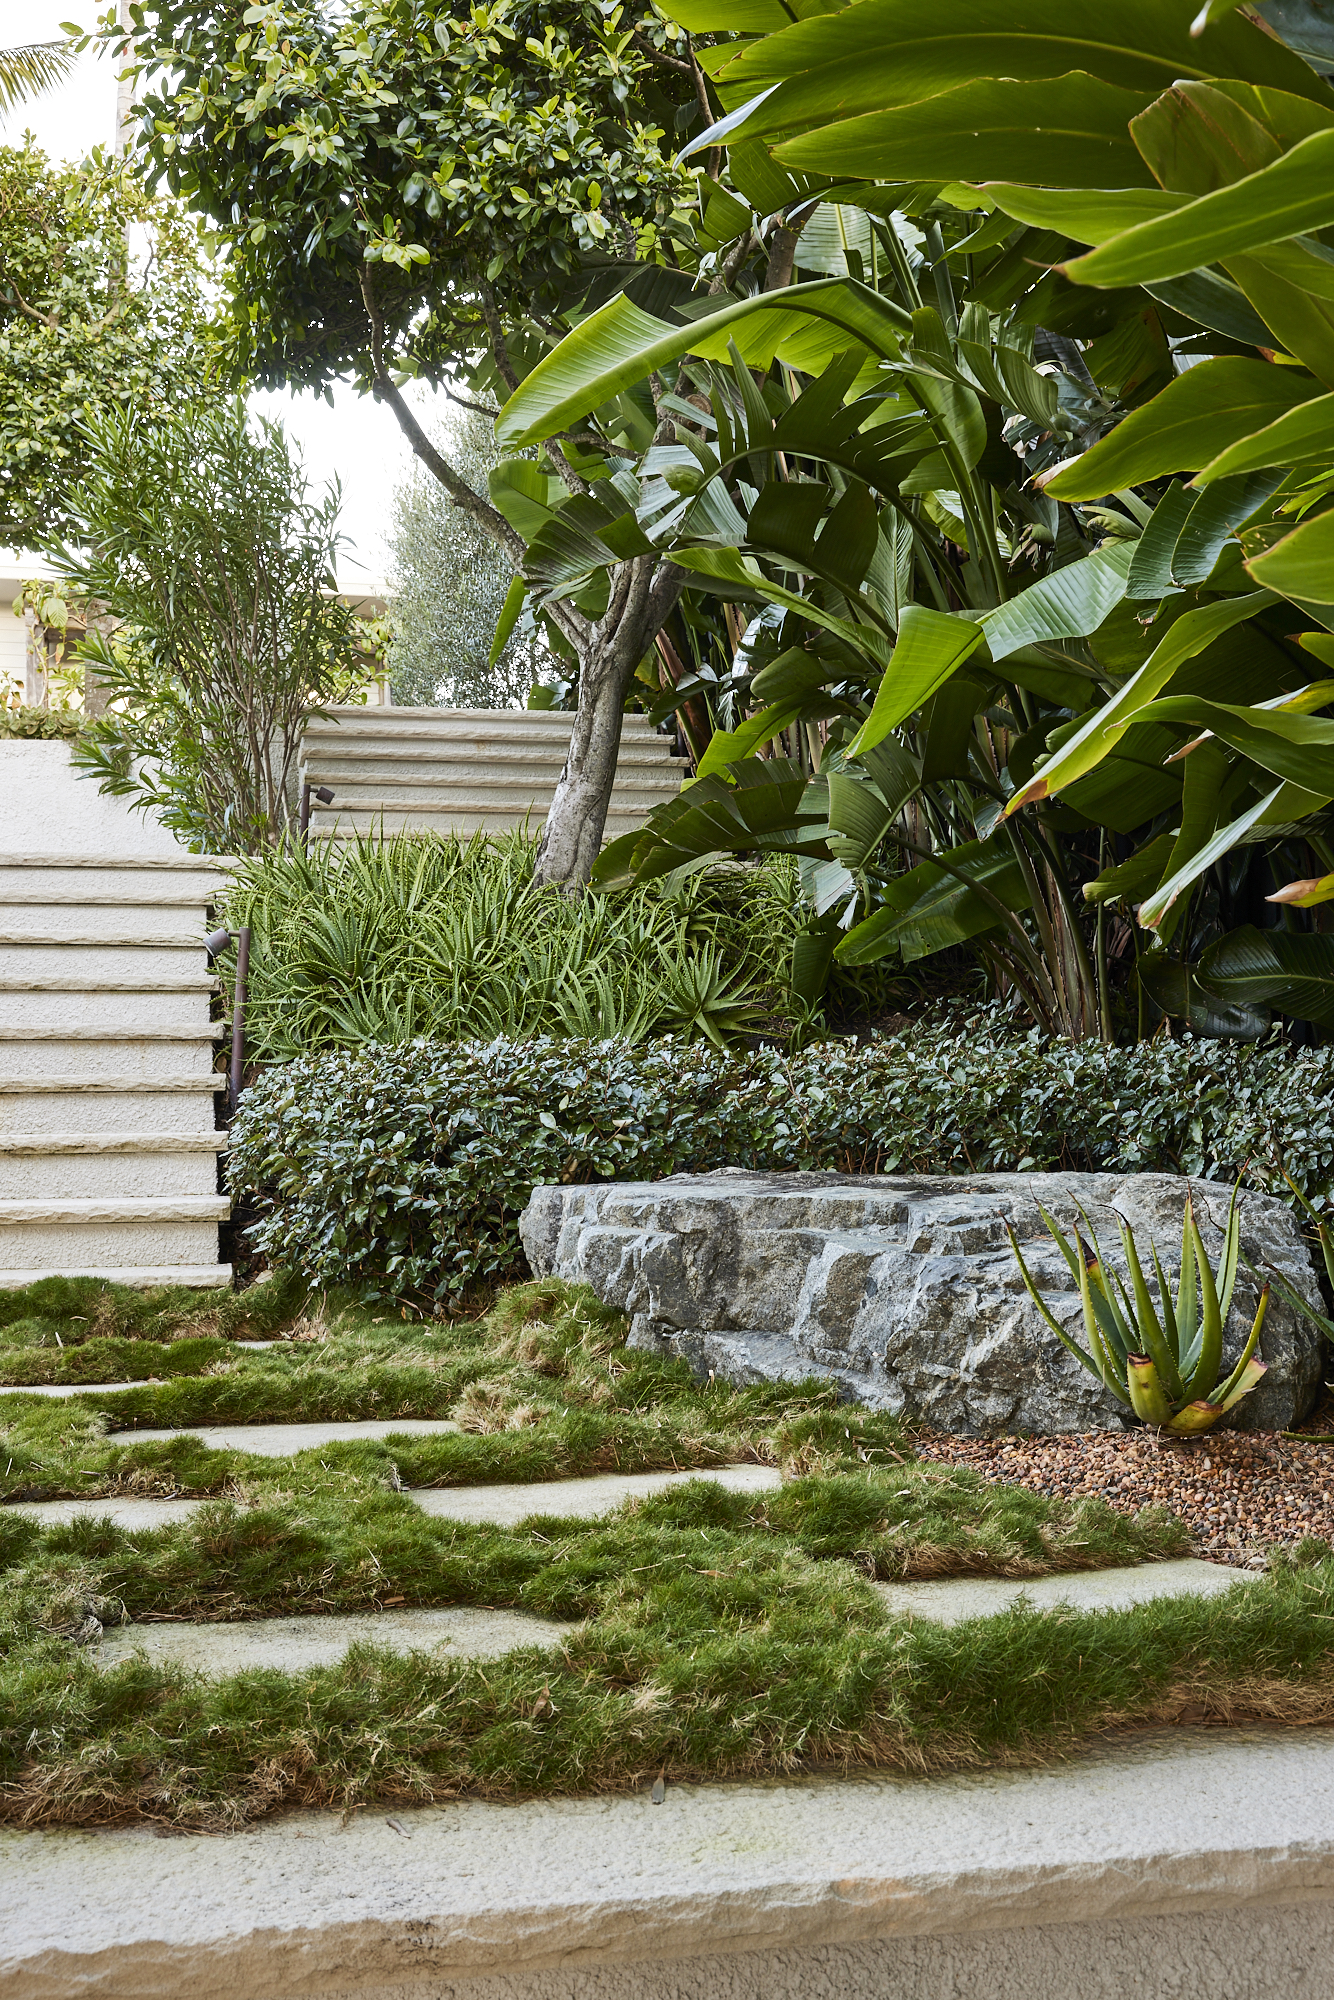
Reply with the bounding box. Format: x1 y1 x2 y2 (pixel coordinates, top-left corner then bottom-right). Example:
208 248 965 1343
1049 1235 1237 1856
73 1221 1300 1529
915 1427 1334 1564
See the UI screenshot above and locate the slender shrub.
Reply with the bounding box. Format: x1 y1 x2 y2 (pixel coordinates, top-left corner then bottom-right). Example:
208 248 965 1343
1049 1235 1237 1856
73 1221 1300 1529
228 1007 1334 1305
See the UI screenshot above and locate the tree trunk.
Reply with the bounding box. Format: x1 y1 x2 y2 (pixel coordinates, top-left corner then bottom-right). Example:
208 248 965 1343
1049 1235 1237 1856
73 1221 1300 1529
533 554 685 890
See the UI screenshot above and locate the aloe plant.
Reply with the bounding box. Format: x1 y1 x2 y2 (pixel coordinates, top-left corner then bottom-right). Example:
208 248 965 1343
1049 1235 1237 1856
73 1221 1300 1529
1007 1190 1269 1435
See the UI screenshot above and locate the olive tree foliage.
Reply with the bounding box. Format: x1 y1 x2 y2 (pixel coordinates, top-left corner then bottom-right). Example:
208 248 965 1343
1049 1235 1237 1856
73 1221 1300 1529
100 0 711 884
386 408 552 708
0 138 208 549
55 400 366 853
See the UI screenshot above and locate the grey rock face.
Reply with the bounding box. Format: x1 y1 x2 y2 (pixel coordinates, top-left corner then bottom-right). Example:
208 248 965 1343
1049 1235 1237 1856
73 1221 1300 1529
520 1171 1329 1436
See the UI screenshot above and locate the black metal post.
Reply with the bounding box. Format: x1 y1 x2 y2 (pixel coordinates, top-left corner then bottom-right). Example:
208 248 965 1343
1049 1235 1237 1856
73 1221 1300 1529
298 780 312 841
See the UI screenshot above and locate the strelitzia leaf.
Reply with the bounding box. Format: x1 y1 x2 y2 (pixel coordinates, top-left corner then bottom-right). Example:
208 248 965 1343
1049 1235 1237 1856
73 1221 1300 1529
1004 591 1274 813
1041 360 1312 501
844 605 984 757
1063 130 1334 288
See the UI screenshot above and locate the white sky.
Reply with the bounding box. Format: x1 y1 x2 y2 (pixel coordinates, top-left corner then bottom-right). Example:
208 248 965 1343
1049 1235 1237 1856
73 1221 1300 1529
1 3 438 590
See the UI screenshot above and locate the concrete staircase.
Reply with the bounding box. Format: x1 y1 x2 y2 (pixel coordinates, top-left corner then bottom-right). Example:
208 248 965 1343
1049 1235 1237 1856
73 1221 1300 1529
0 742 231 1290
299 707 687 840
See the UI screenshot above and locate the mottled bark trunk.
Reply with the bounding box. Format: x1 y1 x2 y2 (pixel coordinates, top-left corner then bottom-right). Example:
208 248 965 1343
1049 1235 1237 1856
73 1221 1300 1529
533 554 685 891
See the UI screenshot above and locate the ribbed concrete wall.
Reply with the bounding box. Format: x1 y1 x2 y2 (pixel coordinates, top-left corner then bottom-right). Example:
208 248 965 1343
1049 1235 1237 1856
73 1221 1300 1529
0 741 232 1289
300 707 687 839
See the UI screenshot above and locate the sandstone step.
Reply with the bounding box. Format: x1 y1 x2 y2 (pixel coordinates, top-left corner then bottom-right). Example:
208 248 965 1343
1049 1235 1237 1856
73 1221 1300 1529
0 1198 231 1272
0 1050 220 1089
410 1465 780 1525
0 974 218 992
0 852 234 870
304 742 680 771
8 1728 1334 1999
0 1074 224 1094
104 1417 462 1454
0 885 226 907
0 1149 222 1199
0 1132 228 1153
0 1025 220 1042
0 1263 233 1290
310 783 682 813
0 910 212 944
0 1196 231 1225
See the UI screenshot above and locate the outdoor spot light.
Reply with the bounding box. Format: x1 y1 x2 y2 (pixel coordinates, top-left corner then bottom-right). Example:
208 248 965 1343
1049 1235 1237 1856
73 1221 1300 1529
204 925 251 1114
298 781 335 839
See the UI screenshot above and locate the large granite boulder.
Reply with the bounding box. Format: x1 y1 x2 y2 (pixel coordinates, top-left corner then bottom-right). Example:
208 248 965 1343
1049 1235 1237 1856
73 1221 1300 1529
520 1170 1329 1435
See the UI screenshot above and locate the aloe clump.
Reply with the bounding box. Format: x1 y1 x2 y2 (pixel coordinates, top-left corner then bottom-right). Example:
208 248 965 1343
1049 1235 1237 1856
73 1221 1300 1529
1007 1190 1269 1435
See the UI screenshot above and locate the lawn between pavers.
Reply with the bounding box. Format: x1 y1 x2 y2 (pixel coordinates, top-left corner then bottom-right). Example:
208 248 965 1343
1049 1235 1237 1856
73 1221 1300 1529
4 1276 1334 1831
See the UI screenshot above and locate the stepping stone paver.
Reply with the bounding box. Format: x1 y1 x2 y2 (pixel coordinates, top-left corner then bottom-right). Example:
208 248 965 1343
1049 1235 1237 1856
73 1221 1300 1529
411 1463 780 1524
2 1380 158 1398
873 1557 1258 1625
101 1417 461 1454
8 1495 206 1530
94 1605 571 1674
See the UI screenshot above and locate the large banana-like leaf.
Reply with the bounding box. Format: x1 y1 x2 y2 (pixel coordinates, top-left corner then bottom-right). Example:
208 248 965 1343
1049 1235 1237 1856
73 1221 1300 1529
1062 129 1334 288
845 606 984 757
668 547 894 667
1041 359 1313 500
978 540 1135 658
591 758 826 890
774 73 1160 188
834 835 1031 965
1136 783 1287 929
496 279 912 448
679 0 1324 131
1005 591 1275 811
981 184 1182 242
1197 923 1334 1029
1134 689 1334 796
1247 509 1334 602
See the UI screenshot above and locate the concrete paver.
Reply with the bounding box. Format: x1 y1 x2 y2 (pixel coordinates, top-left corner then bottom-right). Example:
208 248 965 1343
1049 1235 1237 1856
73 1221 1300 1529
411 1463 780 1524
94 1605 572 1674
8 1496 206 1530
101 1417 461 1454
873 1557 1258 1624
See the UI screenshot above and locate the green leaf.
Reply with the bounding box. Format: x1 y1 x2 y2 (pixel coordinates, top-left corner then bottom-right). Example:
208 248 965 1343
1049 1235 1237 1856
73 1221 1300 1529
1194 391 1334 481
1137 953 1271 1038
1137 783 1285 929
1005 590 1275 810
694 700 804 780
980 541 1137 660
697 0 1328 136
1064 130 1334 288
488 576 526 669
1197 923 1334 1029
834 835 1029 966
1041 359 1312 501
981 183 1181 242
774 74 1160 189
488 459 557 538
844 605 984 758
591 758 826 889
1135 690 1334 796
1169 470 1286 582
497 279 912 448
668 547 894 668
1125 485 1197 601
1083 832 1177 905
1247 507 1334 601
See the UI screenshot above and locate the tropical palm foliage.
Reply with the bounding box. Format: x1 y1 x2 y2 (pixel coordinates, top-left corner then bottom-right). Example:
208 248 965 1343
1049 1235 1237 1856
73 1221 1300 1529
491 0 1334 1043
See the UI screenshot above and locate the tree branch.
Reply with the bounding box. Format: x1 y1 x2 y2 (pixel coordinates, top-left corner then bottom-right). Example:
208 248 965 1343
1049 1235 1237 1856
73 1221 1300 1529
443 387 501 420
359 264 525 567
476 273 520 394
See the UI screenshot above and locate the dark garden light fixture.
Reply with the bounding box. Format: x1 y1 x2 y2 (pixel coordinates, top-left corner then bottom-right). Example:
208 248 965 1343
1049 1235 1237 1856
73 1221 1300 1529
298 781 335 839
204 925 251 1113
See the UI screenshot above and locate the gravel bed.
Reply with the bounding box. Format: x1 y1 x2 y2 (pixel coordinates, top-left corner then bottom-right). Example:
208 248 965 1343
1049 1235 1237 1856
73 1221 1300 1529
915 1428 1334 1564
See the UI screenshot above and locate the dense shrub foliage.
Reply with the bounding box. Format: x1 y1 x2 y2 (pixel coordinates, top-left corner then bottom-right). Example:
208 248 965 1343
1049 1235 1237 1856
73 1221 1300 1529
229 1009 1334 1306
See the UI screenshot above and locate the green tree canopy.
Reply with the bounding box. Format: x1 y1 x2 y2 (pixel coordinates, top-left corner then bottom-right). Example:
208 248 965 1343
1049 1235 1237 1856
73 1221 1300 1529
0 138 209 548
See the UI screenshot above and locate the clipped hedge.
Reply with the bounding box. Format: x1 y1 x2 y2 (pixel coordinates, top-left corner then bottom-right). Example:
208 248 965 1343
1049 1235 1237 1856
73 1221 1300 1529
228 1008 1334 1306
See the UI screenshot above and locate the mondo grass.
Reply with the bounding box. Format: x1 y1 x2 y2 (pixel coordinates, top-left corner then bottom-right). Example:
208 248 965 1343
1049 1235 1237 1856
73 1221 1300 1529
0 1271 1244 1831
3 1516 1331 1830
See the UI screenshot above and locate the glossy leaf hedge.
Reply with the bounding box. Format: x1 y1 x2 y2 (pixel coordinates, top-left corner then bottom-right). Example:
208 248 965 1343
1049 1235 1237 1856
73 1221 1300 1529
228 1011 1334 1305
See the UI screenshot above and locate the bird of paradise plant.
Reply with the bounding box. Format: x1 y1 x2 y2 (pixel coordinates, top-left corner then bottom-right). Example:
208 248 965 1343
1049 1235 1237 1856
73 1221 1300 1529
1007 1188 1269 1435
